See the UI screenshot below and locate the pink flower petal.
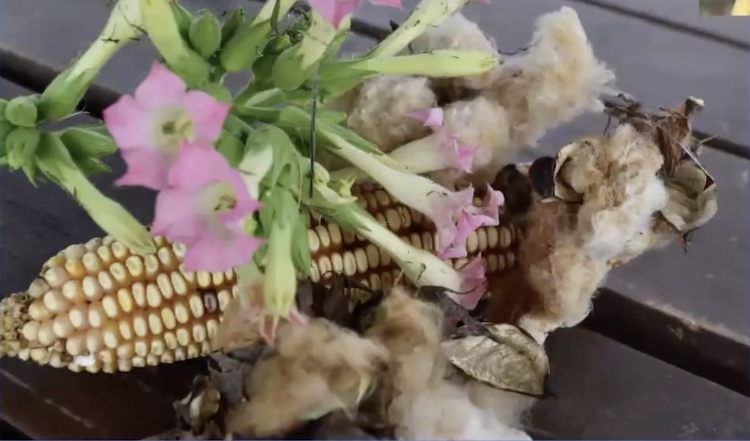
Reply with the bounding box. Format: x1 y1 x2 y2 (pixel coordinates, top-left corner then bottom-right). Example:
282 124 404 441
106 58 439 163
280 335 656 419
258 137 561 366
447 256 487 310
308 0 362 29
182 91 232 145
134 62 187 110
450 137 478 173
369 0 402 7
151 188 205 242
438 210 486 259
466 184 506 227
183 223 263 272
167 143 233 191
102 95 153 150
431 186 475 255
115 149 172 190
408 108 444 127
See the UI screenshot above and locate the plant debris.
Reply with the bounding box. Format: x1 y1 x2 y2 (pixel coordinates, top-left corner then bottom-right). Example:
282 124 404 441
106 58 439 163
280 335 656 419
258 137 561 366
143 280 544 440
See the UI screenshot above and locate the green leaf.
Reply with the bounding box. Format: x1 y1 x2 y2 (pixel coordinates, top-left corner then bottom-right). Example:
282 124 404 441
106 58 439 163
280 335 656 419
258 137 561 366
215 131 245 167
246 124 300 191
291 212 311 275
198 82 233 103
74 157 112 176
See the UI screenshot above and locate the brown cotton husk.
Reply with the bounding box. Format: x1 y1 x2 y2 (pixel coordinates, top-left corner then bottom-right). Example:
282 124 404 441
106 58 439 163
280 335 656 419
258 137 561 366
409 12 501 93
519 201 609 340
346 75 437 153
482 6 616 148
556 124 669 261
225 318 387 438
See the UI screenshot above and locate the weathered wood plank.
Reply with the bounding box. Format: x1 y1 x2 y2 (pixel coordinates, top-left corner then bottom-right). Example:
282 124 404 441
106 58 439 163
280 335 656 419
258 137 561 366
531 328 749 440
337 0 750 151
569 0 749 48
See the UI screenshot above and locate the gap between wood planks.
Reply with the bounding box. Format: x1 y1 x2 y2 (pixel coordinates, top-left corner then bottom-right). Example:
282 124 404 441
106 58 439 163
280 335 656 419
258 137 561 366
1 45 747 397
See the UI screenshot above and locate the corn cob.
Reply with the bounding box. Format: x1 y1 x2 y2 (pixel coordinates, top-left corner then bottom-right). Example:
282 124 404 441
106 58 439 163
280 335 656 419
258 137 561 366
0 184 521 373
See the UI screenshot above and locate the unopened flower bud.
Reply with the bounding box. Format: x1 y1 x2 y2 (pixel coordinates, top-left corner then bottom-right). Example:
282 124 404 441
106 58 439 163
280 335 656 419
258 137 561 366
5 96 38 128
6 126 41 170
189 11 222 59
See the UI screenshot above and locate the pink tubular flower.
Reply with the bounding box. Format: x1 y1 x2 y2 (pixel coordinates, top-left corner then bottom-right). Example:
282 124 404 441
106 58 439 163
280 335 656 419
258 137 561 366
150 144 263 272
431 184 505 259
308 0 402 30
446 256 487 310
394 107 478 174
103 62 231 190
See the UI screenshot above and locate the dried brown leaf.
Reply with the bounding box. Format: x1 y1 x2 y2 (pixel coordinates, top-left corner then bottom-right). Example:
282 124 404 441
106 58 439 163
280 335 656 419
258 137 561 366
441 323 549 397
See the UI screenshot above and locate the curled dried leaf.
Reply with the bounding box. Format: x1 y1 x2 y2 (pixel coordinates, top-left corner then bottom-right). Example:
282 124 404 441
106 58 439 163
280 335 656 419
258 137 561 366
659 162 717 245
441 323 549 397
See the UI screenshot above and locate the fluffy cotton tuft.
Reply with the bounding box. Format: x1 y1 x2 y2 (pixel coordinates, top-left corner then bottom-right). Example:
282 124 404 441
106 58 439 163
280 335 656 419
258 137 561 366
226 319 386 438
561 125 669 260
483 6 616 147
410 12 501 91
365 287 534 440
441 97 513 185
517 123 672 340
346 75 438 153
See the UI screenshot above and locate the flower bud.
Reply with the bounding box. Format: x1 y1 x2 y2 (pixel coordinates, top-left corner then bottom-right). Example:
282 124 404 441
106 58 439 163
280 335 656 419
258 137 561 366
6 126 41 170
219 0 296 72
58 126 117 160
189 11 222 59
170 1 194 40
5 96 38 128
220 8 246 46
272 10 348 91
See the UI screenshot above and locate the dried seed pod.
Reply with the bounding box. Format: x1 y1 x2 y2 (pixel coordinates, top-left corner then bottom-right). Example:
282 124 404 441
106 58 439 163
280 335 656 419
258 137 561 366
0 185 521 372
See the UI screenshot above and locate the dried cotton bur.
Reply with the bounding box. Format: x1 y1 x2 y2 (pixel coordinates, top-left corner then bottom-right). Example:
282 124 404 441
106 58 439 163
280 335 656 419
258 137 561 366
502 96 718 343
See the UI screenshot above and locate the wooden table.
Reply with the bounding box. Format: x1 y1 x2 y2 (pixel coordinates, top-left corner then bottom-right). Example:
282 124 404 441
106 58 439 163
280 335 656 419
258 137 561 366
1 0 748 439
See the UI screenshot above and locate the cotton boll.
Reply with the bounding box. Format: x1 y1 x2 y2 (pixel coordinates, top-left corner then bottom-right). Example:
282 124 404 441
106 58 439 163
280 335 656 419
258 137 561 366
226 319 386 438
466 381 536 431
441 96 514 185
347 76 438 153
394 380 532 440
482 6 615 147
566 125 669 260
410 12 502 91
